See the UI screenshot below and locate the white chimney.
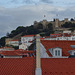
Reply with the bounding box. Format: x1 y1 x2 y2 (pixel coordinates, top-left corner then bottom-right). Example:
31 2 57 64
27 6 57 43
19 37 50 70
35 34 42 75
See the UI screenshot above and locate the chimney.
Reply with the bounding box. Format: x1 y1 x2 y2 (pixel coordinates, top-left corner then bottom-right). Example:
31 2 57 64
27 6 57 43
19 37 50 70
35 34 42 75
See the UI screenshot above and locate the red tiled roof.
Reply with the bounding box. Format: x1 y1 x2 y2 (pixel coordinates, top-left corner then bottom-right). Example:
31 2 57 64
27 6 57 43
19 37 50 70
0 51 21 56
50 34 61 36
0 58 35 75
11 40 19 41
41 40 75 56
40 38 45 40
15 49 25 51
29 41 33 43
45 36 50 38
63 33 71 37
0 47 14 49
0 50 36 57
41 58 75 75
22 35 35 37
50 34 63 38
0 58 75 75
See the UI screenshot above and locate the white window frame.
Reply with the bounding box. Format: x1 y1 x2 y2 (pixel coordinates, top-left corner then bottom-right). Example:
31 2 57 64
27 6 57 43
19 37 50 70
55 50 61 56
53 48 62 57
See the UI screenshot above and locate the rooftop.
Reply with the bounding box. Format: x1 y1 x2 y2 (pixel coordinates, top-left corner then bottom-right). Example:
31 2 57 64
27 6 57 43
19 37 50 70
0 58 75 75
22 35 36 37
41 40 75 56
0 50 36 57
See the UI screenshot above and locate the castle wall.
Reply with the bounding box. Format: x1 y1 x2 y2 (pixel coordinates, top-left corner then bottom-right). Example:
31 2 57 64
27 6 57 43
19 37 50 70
33 18 75 30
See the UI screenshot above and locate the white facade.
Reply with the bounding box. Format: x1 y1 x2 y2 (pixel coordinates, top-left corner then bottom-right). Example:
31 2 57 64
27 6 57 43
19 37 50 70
63 31 71 34
20 35 35 49
21 36 34 44
9 40 19 46
40 43 49 58
45 36 75 40
0 47 14 51
19 43 27 50
3 55 22 58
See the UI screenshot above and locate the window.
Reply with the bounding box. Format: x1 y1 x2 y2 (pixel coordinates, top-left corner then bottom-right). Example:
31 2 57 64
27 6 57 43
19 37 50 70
58 50 60 56
55 50 60 56
55 50 57 56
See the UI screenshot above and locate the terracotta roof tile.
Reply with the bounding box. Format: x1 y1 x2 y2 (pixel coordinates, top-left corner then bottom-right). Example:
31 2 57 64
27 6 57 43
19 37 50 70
0 58 35 75
0 50 36 57
41 58 75 75
22 35 35 37
0 58 75 75
11 40 19 41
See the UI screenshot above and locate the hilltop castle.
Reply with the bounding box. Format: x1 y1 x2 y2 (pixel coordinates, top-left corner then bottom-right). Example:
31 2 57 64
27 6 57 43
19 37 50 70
33 18 75 30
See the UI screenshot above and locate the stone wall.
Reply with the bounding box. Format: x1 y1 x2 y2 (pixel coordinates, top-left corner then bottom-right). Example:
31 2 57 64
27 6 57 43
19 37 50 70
34 18 75 30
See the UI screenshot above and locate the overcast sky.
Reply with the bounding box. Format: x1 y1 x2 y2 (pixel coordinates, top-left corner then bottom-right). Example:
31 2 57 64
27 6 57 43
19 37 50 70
0 0 75 38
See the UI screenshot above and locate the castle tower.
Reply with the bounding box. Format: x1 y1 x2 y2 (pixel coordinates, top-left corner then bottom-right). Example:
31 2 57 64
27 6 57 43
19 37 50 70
41 20 47 29
64 18 68 23
35 34 42 75
55 19 59 28
34 21 38 28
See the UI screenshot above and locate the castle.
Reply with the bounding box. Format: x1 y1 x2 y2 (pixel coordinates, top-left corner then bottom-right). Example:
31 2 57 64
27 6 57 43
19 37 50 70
33 18 75 30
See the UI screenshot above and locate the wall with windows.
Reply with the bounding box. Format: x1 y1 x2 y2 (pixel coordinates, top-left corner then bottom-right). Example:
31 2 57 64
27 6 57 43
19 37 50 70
21 37 34 44
9 41 19 46
3 55 22 58
19 44 27 50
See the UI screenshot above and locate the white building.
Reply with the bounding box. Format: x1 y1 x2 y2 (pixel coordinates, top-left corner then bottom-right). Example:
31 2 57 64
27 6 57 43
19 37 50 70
21 35 35 44
19 43 27 50
9 40 19 46
0 47 14 51
63 30 71 34
19 35 35 50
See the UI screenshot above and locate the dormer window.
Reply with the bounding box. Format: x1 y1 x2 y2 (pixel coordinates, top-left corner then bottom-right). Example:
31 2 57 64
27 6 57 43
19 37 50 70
68 50 75 58
68 50 75 56
48 47 62 57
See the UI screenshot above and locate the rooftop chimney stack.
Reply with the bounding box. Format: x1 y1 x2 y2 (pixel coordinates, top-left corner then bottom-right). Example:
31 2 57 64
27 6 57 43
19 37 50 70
35 34 42 75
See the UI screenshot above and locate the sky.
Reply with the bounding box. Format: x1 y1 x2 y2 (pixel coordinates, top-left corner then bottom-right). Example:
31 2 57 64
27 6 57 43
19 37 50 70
0 0 75 38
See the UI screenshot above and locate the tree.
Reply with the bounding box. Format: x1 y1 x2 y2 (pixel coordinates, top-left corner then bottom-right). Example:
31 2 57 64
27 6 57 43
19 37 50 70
47 23 53 30
70 18 74 21
6 32 10 37
62 22 75 28
37 23 43 29
0 36 6 47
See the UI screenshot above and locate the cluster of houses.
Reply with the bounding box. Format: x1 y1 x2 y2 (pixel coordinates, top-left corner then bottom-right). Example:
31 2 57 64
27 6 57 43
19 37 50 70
0 31 75 75
0 30 75 58
4 30 75 50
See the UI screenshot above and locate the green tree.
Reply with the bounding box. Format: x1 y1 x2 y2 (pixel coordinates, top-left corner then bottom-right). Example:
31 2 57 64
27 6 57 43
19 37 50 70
37 23 43 29
62 22 75 28
0 36 6 47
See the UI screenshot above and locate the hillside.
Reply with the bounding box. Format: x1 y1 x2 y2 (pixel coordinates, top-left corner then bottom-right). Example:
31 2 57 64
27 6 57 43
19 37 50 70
0 23 53 47
0 20 75 47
